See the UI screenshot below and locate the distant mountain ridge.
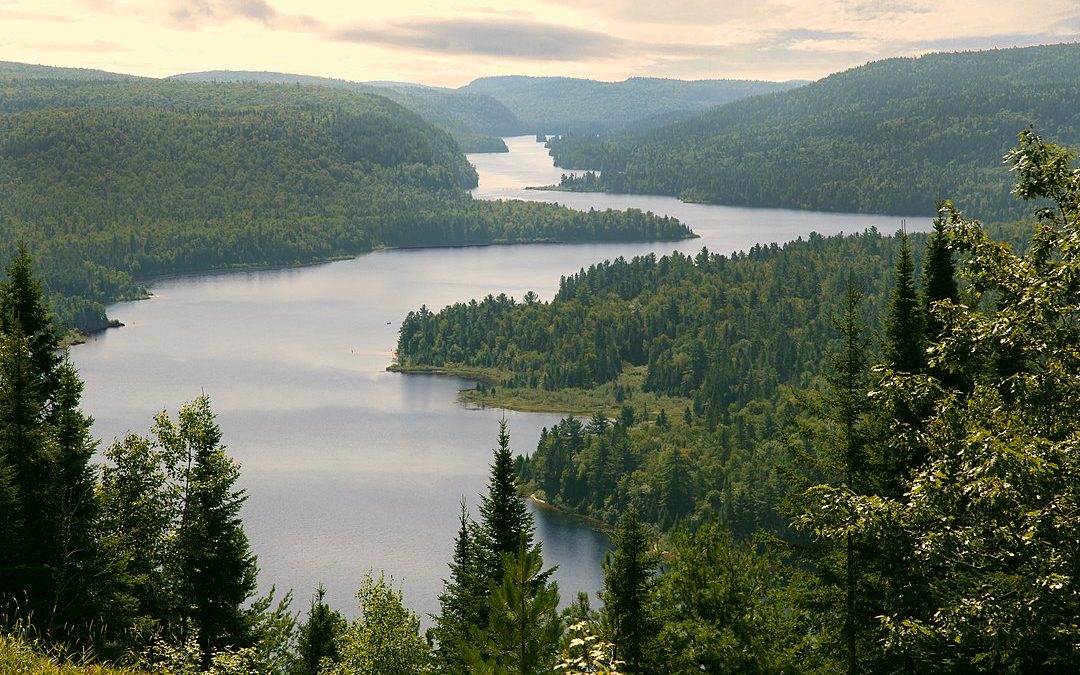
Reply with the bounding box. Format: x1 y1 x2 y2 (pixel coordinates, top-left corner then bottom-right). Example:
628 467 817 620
170 70 521 152
546 42 1080 219
461 75 806 134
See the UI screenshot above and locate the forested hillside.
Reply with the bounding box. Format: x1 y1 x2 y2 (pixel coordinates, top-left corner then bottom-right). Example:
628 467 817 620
397 226 916 533
0 74 692 331
461 75 803 134
547 43 1080 219
171 70 522 152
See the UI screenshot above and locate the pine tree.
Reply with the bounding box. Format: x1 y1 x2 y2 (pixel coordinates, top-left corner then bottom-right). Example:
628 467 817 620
884 233 924 374
921 206 959 342
790 285 872 674
0 246 61 410
430 499 487 674
294 585 345 675
600 507 657 673
156 396 258 666
477 419 534 583
464 543 561 675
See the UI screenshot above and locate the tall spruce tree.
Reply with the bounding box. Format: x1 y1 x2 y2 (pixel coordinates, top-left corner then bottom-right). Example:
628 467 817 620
294 585 346 675
791 285 873 674
477 419 534 583
430 499 487 674
884 233 925 374
0 250 100 643
464 543 561 675
921 207 959 342
600 507 657 673
156 396 258 666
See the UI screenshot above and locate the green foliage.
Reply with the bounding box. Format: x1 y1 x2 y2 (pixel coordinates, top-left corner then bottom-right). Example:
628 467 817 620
463 543 562 675
0 75 691 331
650 524 802 674
599 508 657 673
293 585 345 675
462 75 801 135
406 231 912 533
0 249 100 648
548 43 1080 219
326 572 432 675
169 69 521 152
98 397 259 664
812 130 1080 671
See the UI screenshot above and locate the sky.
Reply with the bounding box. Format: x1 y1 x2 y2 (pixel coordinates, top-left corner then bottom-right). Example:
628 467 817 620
1 0 1078 87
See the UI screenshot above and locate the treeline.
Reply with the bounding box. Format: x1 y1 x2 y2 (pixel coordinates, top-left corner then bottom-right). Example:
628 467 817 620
397 131 1080 671
0 75 692 331
461 75 803 135
547 43 1080 219
169 70 522 153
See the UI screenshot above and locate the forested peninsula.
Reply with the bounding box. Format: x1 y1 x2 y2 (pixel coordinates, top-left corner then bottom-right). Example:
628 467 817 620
0 68 694 332
547 43 1080 219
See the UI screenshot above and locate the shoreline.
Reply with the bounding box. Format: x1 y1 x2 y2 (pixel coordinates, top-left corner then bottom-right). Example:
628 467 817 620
526 493 612 532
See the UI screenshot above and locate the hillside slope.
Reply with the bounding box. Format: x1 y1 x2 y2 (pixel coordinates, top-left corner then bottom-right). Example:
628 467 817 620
547 43 1080 219
461 75 804 134
170 70 521 152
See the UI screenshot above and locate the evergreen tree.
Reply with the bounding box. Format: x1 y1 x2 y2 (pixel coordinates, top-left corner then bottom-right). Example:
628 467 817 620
839 130 1080 670
293 585 345 675
790 285 873 674
921 206 959 342
156 396 258 665
0 246 62 410
45 362 100 636
884 233 925 374
600 507 657 673
430 499 487 674
464 543 561 675
477 419 534 583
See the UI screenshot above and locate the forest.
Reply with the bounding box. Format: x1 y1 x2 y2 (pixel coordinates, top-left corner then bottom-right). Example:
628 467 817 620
5 124 1080 673
168 71 522 154
460 75 803 135
0 72 693 332
546 43 1080 220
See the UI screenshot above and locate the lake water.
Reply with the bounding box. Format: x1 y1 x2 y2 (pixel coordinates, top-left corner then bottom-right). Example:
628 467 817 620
70 135 930 622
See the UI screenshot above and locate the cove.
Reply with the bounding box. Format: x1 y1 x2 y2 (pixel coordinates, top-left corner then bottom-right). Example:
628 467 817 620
70 135 930 621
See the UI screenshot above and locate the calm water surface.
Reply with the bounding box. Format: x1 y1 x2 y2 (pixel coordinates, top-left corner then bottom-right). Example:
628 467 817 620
70 136 930 620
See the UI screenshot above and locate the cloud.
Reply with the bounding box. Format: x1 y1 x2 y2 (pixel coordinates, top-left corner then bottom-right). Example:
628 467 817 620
0 9 79 22
332 17 625 60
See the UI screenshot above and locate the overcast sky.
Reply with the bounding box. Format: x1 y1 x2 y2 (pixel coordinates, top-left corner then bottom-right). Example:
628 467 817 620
2 0 1078 86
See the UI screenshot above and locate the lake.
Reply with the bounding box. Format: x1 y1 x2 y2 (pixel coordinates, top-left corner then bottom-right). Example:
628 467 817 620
70 135 930 621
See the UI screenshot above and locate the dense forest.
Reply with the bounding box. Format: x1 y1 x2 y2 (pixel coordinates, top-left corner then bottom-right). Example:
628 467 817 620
170 71 522 153
0 71 693 331
6 129 1080 673
546 43 1080 219
461 75 804 135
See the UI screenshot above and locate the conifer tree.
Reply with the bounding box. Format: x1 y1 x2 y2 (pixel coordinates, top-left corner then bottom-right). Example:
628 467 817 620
430 499 487 674
0 246 62 410
600 507 657 673
294 585 346 674
477 419 534 583
921 207 959 342
157 396 258 665
464 543 561 675
884 233 924 374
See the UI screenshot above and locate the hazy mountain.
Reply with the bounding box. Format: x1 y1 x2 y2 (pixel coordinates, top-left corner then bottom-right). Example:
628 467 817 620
547 43 1080 219
461 75 806 134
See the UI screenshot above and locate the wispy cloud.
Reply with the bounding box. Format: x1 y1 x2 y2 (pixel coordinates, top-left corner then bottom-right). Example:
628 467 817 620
0 9 79 22
332 17 625 60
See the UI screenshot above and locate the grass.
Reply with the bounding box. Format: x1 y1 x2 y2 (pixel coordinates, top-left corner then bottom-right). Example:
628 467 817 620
391 362 693 418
